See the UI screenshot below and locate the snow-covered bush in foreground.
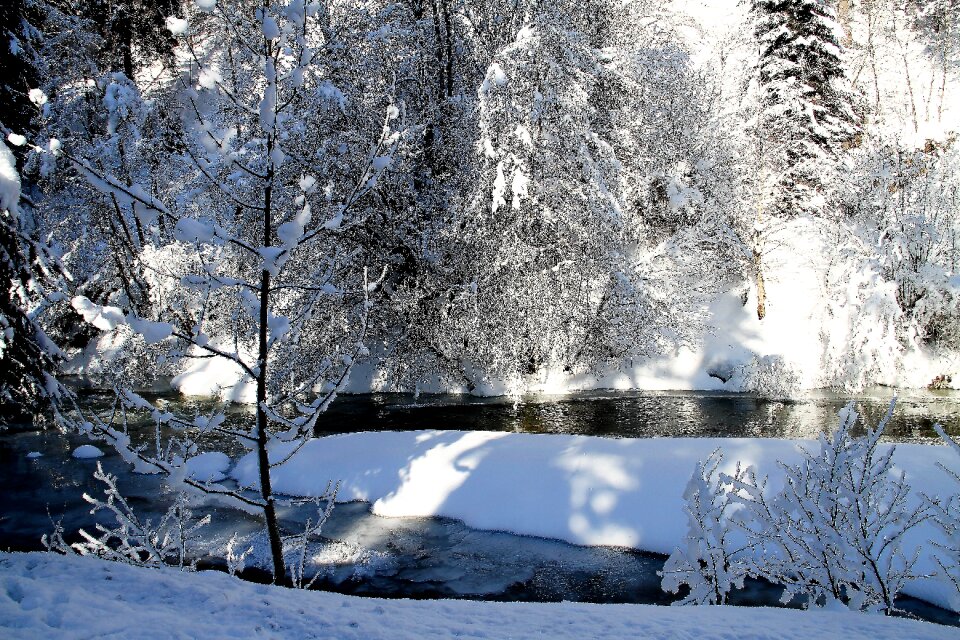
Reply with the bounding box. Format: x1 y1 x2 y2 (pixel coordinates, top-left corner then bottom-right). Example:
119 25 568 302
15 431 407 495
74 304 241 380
42 461 209 570
927 424 960 609
663 401 930 614
659 450 750 604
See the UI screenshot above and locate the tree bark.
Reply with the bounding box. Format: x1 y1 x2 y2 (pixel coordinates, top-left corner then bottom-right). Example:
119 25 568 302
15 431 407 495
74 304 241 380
754 248 767 321
837 0 852 46
257 137 286 585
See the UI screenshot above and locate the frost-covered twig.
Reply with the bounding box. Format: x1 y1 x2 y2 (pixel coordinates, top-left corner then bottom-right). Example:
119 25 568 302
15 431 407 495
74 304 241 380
45 462 210 570
225 533 254 578
287 480 340 590
660 449 753 605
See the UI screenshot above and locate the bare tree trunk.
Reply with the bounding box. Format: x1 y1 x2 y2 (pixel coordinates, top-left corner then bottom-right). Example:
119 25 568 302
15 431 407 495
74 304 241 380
754 248 767 320
257 138 286 585
837 0 852 46
938 43 948 121
753 196 767 321
867 14 881 114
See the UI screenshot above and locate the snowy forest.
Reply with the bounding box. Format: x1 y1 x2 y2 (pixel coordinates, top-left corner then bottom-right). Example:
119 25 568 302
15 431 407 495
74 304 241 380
2 0 960 637
2 0 958 409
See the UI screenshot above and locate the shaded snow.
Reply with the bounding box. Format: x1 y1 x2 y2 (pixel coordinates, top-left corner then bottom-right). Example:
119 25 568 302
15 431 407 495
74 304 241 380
0 552 953 639
71 444 104 459
0 143 22 213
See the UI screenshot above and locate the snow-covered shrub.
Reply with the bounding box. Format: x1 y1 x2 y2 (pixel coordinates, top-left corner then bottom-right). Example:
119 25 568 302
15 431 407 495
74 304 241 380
43 462 209 570
733 354 802 398
927 424 960 609
820 243 905 391
666 401 930 613
660 449 752 605
731 401 929 613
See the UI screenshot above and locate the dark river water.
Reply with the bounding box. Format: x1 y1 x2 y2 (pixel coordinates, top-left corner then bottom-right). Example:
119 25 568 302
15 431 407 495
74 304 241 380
2 388 958 625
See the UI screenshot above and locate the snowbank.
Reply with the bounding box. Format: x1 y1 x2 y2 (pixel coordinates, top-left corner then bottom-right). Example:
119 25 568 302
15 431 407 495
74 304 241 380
170 343 256 403
234 431 960 610
71 445 104 459
0 552 953 639
185 451 230 483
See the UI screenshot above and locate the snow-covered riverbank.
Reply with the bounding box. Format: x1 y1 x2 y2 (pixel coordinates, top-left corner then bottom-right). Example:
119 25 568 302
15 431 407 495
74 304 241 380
230 430 960 611
1 552 955 639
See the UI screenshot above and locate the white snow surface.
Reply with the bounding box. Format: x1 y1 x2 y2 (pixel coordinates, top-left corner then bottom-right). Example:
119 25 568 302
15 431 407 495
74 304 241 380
127 315 173 345
235 431 960 610
173 217 215 244
170 341 255 402
0 552 954 640
184 451 230 482
71 444 104 459
164 16 188 35
0 142 21 213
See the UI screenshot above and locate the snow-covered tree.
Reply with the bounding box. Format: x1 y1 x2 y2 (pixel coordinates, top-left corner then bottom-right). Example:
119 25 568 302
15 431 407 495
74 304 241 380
843 135 960 352
432 4 726 390
751 0 860 218
44 0 403 583
462 14 628 382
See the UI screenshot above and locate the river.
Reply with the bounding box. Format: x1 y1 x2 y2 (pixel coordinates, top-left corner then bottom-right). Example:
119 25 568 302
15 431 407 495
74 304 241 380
1 388 958 624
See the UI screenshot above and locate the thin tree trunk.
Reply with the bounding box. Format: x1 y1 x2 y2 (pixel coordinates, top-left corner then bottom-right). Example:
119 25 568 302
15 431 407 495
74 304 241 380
754 248 767 321
893 13 919 133
257 137 286 584
837 0 852 46
754 196 767 321
938 44 948 121
867 16 881 114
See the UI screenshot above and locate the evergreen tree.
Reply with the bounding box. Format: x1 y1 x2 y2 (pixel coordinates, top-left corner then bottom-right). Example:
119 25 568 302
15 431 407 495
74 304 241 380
751 0 860 218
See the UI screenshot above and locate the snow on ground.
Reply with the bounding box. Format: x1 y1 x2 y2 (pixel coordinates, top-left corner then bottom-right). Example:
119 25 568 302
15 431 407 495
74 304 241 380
71 444 104 459
0 552 954 640
233 430 960 610
169 340 256 402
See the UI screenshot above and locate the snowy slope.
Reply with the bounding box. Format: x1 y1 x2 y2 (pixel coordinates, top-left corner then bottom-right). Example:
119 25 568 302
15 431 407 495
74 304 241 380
233 430 960 610
0 552 955 640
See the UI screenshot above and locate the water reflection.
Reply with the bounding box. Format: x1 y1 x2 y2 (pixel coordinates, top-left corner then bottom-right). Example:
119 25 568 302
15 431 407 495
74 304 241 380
315 389 960 443
64 385 960 443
